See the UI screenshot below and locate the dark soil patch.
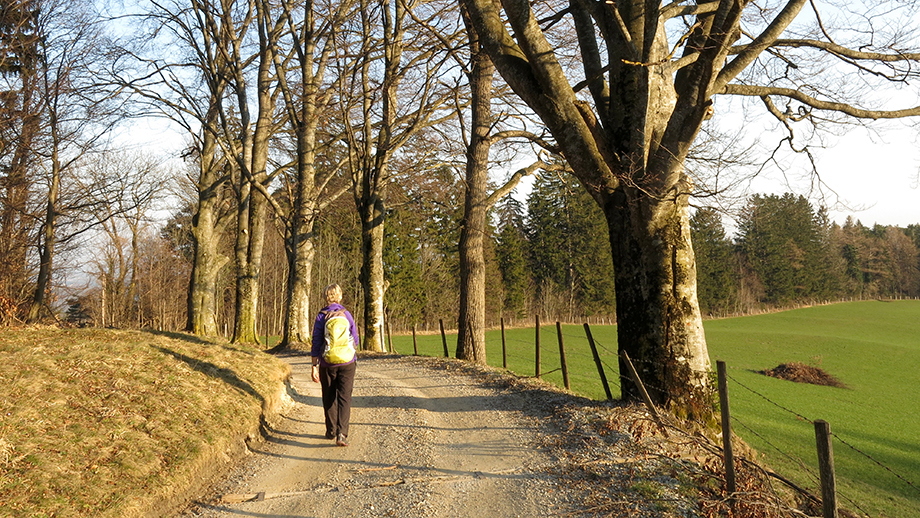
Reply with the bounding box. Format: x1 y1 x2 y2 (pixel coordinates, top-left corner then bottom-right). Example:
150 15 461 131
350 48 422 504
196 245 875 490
759 362 847 388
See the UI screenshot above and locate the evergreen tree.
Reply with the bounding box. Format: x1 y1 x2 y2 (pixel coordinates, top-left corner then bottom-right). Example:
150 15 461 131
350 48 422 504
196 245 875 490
527 174 569 293
481 215 505 326
811 206 845 301
903 224 920 250
884 226 920 297
376 167 464 330
418 170 463 327
566 180 616 316
383 204 427 328
313 197 363 315
690 208 738 315
494 198 530 318
526 172 615 319
904 224 920 294
736 193 825 304
837 217 868 295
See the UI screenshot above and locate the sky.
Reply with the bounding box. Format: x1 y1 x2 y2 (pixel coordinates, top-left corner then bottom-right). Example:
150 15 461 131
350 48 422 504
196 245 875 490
111 0 920 234
746 121 920 229
825 138 920 228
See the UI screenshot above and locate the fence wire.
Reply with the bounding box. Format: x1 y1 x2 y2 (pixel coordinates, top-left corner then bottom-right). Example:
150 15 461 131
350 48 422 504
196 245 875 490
725 369 920 517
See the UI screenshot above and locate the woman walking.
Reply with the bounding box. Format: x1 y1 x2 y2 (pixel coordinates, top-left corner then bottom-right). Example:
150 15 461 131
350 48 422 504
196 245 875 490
311 283 359 446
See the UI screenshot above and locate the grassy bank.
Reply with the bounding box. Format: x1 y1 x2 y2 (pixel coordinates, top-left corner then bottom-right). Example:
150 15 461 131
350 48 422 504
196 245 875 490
389 301 920 517
0 328 290 518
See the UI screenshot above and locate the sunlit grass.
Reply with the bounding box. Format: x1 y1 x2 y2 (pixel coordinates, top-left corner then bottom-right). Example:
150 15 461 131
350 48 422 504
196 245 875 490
705 301 920 518
4 300 916 516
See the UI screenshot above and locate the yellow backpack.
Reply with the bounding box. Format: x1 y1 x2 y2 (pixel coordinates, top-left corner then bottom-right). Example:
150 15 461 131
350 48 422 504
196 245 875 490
322 309 356 364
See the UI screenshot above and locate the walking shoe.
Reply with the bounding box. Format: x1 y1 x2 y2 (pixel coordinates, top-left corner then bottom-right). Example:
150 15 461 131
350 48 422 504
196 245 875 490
336 433 348 447
325 432 335 440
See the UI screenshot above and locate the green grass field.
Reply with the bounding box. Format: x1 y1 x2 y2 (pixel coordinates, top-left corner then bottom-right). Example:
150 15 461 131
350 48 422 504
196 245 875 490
387 301 920 517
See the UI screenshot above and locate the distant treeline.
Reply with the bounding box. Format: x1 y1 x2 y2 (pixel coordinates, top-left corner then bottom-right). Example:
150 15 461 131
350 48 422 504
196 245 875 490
65 173 919 335
692 193 920 317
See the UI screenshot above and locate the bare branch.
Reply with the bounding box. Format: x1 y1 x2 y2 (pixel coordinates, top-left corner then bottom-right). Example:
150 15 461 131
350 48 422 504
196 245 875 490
489 129 560 153
715 0 808 93
722 84 920 119
739 38 920 63
660 0 719 22
485 157 561 207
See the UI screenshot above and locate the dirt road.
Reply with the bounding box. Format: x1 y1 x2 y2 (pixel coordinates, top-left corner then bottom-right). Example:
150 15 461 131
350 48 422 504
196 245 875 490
178 353 579 517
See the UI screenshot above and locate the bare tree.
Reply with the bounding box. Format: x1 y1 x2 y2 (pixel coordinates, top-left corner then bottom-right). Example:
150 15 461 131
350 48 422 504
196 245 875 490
17 0 122 323
267 0 356 350
453 26 565 362
414 7 562 363
335 0 457 351
108 0 237 337
135 228 191 330
461 0 920 407
86 151 164 326
215 0 289 345
122 0 290 343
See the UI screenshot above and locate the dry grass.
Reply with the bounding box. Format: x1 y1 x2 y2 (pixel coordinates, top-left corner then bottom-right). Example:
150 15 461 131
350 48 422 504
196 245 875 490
0 328 291 518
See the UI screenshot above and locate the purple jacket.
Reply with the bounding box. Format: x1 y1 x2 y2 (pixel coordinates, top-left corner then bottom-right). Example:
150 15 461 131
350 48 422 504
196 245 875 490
311 303 359 367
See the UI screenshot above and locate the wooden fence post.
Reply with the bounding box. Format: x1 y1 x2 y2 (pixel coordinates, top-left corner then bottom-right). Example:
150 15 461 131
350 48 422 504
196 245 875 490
620 350 669 437
535 315 541 378
814 419 838 518
385 311 394 354
501 318 507 369
717 361 736 503
412 325 418 356
583 323 613 400
556 322 570 390
439 319 449 357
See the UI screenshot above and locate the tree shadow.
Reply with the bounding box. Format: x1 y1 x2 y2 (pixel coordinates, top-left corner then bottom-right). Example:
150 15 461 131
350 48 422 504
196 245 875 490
144 329 221 346
144 329 261 358
151 345 263 403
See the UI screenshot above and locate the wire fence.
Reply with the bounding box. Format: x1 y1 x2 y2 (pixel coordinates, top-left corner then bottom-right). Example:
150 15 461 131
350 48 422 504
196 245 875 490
387 317 920 518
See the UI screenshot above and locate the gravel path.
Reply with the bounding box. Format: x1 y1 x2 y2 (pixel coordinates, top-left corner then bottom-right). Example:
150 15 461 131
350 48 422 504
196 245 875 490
178 353 583 518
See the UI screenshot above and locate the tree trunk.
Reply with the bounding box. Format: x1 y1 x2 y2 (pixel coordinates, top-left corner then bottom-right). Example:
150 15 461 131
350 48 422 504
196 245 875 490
187 205 228 336
359 193 386 352
281 217 316 347
186 84 231 336
26 99 61 324
233 185 268 344
128 220 140 325
230 6 275 346
1 69 38 318
606 184 710 407
277 17 325 350
460 0 714 409
456 33 494 364
27 179 58 323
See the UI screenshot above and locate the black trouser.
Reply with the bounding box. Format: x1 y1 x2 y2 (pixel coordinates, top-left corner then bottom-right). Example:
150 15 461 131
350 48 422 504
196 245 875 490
319 361 356 438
